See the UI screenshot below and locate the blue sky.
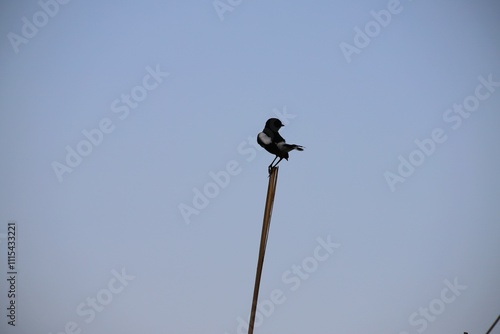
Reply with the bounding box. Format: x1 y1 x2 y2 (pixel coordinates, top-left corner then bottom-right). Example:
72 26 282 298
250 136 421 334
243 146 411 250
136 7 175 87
1 1 499 333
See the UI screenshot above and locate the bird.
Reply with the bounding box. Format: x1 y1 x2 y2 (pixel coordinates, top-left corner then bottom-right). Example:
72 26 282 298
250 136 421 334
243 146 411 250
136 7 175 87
257 118 304 173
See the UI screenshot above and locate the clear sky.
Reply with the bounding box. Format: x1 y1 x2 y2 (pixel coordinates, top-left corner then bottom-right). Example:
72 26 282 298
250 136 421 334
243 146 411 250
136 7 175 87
1 1 499 333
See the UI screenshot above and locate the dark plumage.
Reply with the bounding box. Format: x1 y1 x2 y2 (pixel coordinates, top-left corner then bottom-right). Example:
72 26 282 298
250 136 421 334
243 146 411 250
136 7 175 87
257 118 304 172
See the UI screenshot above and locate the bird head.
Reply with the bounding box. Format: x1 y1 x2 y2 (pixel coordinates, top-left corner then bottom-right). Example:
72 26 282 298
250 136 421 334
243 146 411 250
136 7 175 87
265 118 284 131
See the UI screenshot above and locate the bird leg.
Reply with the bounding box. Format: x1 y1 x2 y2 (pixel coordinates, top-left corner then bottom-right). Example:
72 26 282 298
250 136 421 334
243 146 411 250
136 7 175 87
270 155 278 165
268 156 278 173
268 156 285 174
267 156 278 174
271 157 283 169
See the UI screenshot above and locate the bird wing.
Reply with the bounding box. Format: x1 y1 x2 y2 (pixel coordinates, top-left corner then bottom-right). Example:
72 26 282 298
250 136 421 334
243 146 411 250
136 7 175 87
280 143 304 152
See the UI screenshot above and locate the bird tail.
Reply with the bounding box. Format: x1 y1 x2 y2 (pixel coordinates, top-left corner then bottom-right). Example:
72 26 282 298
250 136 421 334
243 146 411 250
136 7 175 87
285 144 304 151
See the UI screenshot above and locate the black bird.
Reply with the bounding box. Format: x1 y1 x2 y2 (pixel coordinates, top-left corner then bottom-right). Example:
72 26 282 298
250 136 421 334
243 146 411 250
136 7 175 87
257 118 304 172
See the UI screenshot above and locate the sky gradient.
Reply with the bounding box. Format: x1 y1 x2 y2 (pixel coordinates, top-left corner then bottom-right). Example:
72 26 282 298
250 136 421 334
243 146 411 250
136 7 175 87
1 1 500 333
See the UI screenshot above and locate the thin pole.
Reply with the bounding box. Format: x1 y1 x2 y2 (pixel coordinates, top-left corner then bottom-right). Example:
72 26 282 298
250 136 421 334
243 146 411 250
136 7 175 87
248 166 279 334
486 315 500 334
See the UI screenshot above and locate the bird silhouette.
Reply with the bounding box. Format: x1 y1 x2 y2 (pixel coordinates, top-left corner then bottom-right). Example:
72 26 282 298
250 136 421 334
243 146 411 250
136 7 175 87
257 118 304 173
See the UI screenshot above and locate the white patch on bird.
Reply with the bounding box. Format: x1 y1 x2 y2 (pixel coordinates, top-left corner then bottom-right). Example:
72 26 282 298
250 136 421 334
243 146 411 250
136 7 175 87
258 132 272 145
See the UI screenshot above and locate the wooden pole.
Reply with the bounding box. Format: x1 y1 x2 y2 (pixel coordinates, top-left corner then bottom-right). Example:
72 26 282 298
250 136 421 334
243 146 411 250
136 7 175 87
486 315 500 334
248 166 279 334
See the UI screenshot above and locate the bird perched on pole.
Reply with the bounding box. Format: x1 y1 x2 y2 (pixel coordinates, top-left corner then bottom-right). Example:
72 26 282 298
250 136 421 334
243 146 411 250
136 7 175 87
257 118 304 173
